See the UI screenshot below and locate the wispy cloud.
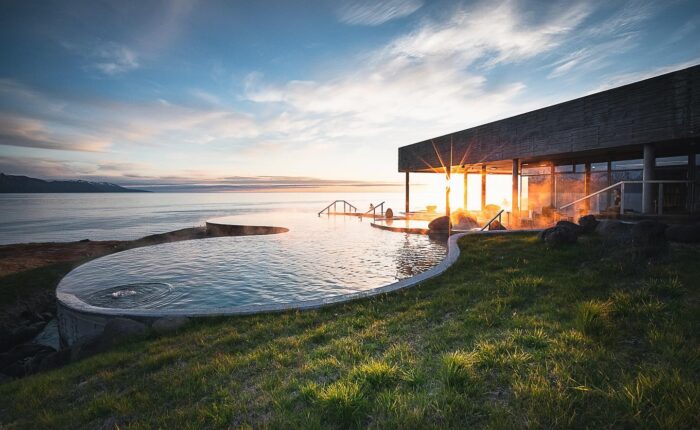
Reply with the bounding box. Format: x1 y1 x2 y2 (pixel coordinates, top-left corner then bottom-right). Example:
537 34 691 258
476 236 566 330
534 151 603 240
62 41 139 76
337 0 423 26
0 114 110 152
589 59 700 93
544 0 657 79
246 1 591 145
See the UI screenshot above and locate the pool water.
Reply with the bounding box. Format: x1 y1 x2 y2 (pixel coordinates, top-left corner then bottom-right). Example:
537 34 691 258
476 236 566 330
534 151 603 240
57 211 447 311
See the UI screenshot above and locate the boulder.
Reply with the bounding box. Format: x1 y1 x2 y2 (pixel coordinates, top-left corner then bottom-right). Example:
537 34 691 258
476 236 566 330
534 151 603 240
631 220 668 257
0 321 47 352
538 227 556 241
0 343 56 377
544 226 578 246
385 208 394 219
152 317 190 335
0 343 55 371
428 216 451 232
556 220 583 236
101 318 147 347
595 220 632 239
578 215 599 234
488 220 507 231
451 210 479 230
665 223 700 243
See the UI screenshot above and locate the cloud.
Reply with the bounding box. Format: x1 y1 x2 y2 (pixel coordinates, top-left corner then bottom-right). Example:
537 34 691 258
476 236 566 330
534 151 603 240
545 0 657 79
62 40 139 76
0 79 262 154
589 59 700 93
336 0 423 25
246 1 590 144
547 35 637 78
0 114 110 152
92 43 139 75
0 155 96 178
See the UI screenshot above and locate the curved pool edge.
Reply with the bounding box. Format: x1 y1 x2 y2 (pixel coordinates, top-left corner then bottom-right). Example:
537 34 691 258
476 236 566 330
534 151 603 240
56 231 466 346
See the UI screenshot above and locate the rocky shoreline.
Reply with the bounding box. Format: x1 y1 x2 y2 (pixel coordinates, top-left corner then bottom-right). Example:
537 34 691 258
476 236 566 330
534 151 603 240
0 226 273 382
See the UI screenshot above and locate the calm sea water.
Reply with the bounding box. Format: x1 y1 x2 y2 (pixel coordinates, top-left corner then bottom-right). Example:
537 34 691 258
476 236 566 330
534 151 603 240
0 192 430 245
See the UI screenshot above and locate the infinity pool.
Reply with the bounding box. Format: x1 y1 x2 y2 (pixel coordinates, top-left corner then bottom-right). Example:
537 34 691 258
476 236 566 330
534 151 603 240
57 211 447 312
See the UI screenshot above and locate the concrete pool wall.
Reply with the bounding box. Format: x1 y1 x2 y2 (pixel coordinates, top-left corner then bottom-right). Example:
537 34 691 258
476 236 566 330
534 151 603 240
56 229 465 346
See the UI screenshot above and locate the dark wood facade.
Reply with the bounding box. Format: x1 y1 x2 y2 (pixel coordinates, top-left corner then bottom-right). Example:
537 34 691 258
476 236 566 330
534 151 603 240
399 65 700 173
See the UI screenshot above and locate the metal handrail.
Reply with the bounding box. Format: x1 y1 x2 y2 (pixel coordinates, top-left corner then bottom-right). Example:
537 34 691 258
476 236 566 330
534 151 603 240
559 180 693 210
480 209 504 231
318 200 358 216
364 201 385 218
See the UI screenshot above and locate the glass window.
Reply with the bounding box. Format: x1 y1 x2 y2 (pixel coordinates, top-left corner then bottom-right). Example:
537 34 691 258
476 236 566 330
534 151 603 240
591 162 608 172
555 164 573 173
612 159 643 170
521 164 550 176
656 156 687 167
574 164 586 173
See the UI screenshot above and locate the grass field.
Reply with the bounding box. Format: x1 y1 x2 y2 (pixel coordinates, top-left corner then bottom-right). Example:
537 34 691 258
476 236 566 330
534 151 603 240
1 233 698 429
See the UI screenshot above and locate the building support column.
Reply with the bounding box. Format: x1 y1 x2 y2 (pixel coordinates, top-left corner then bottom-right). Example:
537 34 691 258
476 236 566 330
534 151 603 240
463 171 468 210
481 165 487 211
549 164 556 208
606 160 612 209
405 172 410 215
642 144 655 214
511 159 519 225
584 162 591 214
688 152 697 213
446 168 451 217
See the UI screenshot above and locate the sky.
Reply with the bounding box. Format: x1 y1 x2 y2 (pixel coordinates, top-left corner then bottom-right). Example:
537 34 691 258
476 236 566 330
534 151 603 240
0 0 699 191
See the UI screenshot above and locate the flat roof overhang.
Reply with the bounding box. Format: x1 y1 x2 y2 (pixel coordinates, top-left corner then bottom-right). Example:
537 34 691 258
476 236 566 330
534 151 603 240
399 65 700 173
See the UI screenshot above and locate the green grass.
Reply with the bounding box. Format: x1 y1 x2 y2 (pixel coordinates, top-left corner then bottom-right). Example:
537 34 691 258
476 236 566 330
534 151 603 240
1 233 698 429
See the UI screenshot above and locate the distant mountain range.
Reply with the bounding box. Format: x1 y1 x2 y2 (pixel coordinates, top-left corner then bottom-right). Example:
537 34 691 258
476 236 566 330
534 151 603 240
0 173 149 193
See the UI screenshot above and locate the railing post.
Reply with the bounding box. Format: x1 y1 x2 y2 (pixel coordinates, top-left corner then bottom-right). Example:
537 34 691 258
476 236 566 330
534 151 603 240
620 183 625 215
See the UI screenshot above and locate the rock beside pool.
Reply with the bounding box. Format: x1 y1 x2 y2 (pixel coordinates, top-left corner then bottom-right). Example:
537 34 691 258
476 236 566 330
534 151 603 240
595 220 632 239
428 216 451 232
665 223 700 243
451 210 478 230
0 321 47 353
555 220 583 236
578 215 599 234
539 226 577 246
488 220 507 231
0 343 56 377
152 317 190 334
631 220 668 257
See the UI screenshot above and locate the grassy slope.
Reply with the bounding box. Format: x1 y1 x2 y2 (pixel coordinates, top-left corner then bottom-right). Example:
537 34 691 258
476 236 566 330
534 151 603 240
0 233 698 429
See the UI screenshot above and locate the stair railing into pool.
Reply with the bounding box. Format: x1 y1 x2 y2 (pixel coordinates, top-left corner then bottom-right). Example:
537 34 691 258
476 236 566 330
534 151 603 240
318 200 358 216
363 201 385 219
480 209 504 231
